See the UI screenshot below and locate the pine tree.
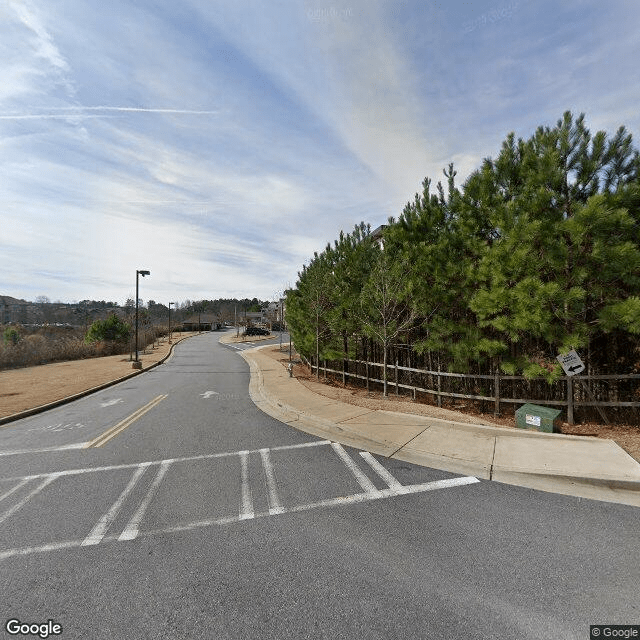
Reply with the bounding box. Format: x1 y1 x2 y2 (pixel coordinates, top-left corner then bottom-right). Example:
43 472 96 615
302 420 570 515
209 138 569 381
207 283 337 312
285 250 336 377
467 112 640 378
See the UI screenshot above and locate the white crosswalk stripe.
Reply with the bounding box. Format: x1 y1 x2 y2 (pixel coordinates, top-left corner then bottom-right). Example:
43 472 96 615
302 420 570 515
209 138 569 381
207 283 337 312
238 451 254 520
0 441 479 561
260 448 284 515
82 464 149 546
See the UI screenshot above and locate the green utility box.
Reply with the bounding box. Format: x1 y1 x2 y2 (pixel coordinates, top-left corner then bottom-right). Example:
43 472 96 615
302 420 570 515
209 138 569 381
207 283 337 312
515 403 562 433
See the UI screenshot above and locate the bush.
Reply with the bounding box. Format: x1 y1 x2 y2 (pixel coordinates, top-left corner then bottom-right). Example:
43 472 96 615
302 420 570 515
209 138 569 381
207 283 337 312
3 327 20 345
85 314 131 344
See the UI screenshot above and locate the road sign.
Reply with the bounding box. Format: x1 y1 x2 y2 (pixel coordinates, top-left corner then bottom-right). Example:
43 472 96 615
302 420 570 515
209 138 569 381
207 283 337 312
556 350 585 376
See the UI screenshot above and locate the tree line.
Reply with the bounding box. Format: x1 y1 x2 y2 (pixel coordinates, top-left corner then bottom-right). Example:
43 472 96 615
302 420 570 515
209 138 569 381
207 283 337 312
286 112 640 394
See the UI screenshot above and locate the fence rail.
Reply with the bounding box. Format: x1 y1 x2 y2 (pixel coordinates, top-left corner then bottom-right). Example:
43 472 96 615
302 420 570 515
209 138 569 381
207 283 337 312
300 355 640 425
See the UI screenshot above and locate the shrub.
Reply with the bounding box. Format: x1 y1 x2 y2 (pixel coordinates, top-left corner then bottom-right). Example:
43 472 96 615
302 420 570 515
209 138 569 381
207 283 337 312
85 314 131 344
3 327 20 345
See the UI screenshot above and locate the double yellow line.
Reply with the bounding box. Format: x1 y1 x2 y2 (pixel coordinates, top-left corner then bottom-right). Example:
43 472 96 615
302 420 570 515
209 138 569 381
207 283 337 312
85 394 168 448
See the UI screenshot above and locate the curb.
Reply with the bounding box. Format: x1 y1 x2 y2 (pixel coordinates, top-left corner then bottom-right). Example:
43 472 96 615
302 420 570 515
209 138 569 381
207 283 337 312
239 347 640 507
0 334 195 427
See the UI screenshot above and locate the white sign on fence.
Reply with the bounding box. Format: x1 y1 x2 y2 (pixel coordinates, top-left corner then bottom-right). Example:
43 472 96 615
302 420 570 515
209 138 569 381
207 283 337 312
556 350 585 376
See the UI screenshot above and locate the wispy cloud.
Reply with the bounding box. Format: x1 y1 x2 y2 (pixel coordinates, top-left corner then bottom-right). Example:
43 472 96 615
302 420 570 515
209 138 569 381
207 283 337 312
8 0 70 73
0 106 220 120
6 0 74 96
1 0 639 304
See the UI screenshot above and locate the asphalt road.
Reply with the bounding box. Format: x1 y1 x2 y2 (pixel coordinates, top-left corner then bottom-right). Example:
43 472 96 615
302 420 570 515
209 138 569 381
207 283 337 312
1 332 638 639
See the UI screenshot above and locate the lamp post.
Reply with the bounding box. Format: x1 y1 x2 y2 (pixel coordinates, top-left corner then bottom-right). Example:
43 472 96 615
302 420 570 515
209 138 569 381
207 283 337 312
133 270 150 369
168 302 174 343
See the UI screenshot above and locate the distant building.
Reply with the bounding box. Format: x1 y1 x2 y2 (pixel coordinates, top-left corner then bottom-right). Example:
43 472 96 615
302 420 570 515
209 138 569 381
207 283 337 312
371 224 388 248
181 313 222 331
264 300 286 327
243 311 267 327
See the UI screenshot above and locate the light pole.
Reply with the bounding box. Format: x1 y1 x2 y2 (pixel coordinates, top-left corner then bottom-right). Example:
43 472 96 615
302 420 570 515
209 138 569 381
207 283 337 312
168 302 174 343
133 269 150 369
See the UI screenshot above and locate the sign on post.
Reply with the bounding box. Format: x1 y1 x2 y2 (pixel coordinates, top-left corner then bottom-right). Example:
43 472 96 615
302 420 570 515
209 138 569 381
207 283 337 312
556 350 585 376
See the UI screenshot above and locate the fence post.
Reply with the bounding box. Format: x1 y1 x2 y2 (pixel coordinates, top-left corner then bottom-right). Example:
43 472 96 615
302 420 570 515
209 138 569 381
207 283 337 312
494 371 501 416
395 358 399 397
366 360 369 393
437 365 442 408
343 358 346 387
567 377 574 425
324 359 327 380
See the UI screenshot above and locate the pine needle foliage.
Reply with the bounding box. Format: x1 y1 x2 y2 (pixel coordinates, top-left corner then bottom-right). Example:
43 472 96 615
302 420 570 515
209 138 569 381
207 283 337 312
287 112 640 381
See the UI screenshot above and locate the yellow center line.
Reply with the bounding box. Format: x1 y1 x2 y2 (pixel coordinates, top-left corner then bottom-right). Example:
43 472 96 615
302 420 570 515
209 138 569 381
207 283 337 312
85 394 168 448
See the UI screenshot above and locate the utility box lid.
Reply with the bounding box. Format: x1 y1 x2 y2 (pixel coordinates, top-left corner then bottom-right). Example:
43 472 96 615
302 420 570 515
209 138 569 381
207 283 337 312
515 403 562 433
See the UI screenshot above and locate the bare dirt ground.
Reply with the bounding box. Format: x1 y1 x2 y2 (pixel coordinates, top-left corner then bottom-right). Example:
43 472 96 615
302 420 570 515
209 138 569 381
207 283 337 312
263 345 640 463
0 333 198 420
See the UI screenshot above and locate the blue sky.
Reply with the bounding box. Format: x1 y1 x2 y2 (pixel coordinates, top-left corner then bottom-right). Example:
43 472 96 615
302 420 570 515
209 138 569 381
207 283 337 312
1 0 639 306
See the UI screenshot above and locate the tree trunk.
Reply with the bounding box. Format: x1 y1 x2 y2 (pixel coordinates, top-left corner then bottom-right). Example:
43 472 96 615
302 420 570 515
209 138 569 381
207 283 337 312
383 344 388 397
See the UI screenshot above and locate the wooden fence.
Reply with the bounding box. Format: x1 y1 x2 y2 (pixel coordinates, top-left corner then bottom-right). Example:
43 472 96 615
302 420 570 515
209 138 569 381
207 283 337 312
301 355 640 425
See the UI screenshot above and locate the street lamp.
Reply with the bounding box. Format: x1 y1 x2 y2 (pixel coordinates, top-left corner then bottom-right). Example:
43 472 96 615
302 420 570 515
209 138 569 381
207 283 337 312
133 270 150 369
168 302 174 343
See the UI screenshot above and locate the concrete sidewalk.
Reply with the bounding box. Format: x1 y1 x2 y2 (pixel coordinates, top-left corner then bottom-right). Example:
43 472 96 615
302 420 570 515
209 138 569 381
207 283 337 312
240 344 640 508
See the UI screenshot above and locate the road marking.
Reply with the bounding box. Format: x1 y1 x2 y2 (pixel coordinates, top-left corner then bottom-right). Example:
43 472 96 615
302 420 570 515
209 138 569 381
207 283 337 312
0 539 87 562
82 464 150 546
286 475 480 509
85 394 168 448
389 475 480 496
0 478 31 503
27 423 86 433
200 391 219 398
0 475 57 525
116 477 481 535
331 442 380 495
0 442 90 458
238 451 254 520
100 398 123 408
359 451 403 490
259 448 283 515
3 439 333 483
119 461 171 541
0 452 480 563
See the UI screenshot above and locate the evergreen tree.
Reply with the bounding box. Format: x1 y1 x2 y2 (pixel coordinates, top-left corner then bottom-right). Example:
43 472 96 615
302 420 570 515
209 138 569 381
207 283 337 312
286 111 640 383
467 112 640 377
326 223 377 363
85 314 131 344
286 250 336 376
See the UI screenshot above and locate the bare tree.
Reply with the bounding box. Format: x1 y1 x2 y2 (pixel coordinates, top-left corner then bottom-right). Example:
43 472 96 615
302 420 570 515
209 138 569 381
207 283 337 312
359 248 415 396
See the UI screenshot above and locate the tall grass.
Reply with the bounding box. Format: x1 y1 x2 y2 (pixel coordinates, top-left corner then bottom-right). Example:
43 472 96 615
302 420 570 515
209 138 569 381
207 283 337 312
0 325 168 370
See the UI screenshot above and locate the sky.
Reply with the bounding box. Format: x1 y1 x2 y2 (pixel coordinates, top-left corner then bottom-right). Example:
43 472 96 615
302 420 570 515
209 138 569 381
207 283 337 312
1 0 639 306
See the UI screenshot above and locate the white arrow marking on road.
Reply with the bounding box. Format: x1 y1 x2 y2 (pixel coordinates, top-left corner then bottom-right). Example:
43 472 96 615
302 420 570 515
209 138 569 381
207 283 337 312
100 398 123 407
26 423 85 433
200 391 219 398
